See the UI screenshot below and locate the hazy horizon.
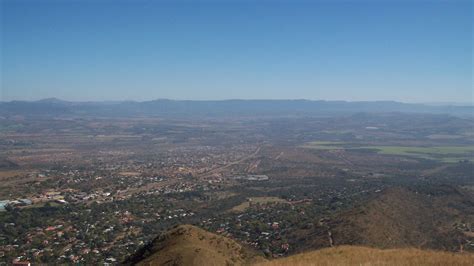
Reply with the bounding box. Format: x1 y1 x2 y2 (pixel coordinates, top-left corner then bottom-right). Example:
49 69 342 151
1 0 472 103
1 96 474 106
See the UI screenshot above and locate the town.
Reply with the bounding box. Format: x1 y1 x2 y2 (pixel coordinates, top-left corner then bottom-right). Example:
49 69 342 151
1 113 473 264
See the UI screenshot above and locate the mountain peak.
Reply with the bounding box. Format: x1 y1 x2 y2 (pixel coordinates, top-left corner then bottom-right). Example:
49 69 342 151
36 97 68 104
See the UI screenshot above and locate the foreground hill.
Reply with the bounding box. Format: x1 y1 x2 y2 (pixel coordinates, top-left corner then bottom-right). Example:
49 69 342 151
129 225 474 266
128 185 474 265
257 245 474 266
125 225 266 266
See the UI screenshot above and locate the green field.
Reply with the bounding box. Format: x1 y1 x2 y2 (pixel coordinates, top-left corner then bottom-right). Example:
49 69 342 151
230 197 288 212
302 141 474 163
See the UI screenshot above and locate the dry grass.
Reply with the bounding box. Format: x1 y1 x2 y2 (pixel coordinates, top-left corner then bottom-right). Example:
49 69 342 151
133 225 474 266
118 171 142 176
255 246 474 266
0 170 34 179
135 225 265 266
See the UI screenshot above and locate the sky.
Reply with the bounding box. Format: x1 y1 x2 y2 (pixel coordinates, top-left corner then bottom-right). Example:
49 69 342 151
1 0 472 103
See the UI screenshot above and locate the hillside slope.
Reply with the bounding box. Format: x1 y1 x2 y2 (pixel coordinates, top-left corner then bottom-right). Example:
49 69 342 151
129 225 474 266
128 185 474 265
125 225 266 266
301 185 474 252
256 245 474 266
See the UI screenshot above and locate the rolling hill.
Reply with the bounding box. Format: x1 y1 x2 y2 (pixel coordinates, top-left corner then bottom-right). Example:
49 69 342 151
125 224 266 266
128 225 474 266
127 185 474 265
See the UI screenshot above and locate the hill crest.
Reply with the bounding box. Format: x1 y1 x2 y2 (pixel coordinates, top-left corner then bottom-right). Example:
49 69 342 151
125 224 265 266
129 224 474 266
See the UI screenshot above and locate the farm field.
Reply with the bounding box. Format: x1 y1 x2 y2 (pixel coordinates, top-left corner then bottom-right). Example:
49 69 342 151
230 197 288 212
302 142 474 162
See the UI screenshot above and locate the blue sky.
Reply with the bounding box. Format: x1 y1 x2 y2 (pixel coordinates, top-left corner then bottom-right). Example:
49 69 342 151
1 0 472 102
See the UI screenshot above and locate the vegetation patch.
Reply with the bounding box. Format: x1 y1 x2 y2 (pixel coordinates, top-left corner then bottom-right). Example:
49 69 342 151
302 141 474 163
230 197 288 212
256 245 474 266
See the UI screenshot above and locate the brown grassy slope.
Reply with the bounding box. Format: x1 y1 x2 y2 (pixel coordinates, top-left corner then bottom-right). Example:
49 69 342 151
130 224 474 266
256 245 474 266
125 225 266 266
302 185 474 252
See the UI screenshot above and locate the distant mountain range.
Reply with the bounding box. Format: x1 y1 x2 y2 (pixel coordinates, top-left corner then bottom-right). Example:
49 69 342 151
0 98 473 117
